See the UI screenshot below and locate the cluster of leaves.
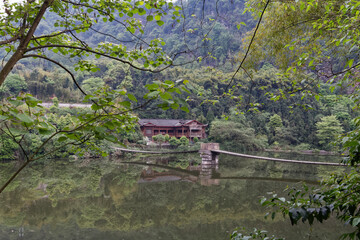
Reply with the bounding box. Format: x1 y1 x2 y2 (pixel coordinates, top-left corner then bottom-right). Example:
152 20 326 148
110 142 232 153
152 134 192 147
260 169 360 239
342 117 360 166
0 0 183 76
144 79 190 112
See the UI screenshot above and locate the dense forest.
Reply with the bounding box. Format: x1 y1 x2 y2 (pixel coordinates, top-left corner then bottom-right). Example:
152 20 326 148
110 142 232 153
0 0 356 156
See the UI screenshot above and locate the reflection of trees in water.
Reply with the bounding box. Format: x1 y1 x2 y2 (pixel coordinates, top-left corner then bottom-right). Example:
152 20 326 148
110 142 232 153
0 156 345 239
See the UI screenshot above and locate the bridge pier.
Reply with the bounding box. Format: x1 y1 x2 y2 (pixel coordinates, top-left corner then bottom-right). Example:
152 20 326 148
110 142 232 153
199 143 220 165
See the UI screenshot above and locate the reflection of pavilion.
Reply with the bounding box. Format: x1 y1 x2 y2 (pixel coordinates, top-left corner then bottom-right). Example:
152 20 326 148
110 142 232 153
138 165 220 186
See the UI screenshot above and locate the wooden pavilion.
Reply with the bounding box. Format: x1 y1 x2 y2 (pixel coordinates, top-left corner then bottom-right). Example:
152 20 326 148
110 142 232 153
138 119 207 141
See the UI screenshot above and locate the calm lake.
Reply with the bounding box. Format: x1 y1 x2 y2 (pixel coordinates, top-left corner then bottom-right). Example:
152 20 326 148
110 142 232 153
0 152 352 240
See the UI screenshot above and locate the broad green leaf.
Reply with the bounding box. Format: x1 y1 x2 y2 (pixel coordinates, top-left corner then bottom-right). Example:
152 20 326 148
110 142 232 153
127 93 137 102
58 136 68 142
160 92 172 100
352 218 360 227
138 8 146 15
156 20 164 26
8 128 28 135
146 91 159 99
9 100 24 107
119 101 131 108
91 104 102 111
146 15 153 21
16 113 33 124
171 103 179 109
39 128 53 135
180 106 189 113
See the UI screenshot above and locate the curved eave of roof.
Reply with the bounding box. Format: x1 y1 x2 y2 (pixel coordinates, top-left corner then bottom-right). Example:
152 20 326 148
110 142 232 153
138 119 207 127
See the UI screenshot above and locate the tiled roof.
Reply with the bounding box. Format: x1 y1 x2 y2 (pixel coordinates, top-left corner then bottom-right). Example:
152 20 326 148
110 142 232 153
138 119 204 127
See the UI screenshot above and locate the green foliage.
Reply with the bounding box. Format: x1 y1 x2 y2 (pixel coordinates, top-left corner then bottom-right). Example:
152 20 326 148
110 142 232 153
81 77 105 94
169 136 180 146
52 97 59 107
156 134 166 144
0 74 27 97
293 143 311 151
179 136 189 146
209 115 265 151
206 107 215 123
152 134 166 148
164 134 170 142
193 137 199 143
316 115 343 150
260 170 360 240
0 134 19 161
243 1 360 239
267 114 283 132
0 90 138 161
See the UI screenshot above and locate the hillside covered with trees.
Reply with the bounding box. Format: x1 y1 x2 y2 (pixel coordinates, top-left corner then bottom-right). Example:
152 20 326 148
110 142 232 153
0 0 357 154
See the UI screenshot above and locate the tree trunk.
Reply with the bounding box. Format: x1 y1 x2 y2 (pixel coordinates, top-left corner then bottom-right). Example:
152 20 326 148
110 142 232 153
0 0 53 86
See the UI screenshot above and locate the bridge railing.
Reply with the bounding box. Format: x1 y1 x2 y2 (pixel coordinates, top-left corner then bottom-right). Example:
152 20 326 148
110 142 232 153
114 143 346 167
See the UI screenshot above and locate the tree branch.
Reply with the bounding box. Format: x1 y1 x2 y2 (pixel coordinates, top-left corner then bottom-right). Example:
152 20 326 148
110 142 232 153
22 54 88 96
89 27 135 43
2 123 29 161
324 62 360 78
62 0 152 48
25 44 172 73
225 0 270 92
0 160 30 193
0 35 20 45
31 28 85 40
0 0 54 87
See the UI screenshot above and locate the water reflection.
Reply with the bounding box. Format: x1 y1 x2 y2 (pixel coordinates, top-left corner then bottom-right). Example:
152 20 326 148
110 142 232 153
138 164 220 186
0 153 352 240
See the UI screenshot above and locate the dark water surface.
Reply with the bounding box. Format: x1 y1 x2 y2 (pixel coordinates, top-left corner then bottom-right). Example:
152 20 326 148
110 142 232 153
0 152 352 240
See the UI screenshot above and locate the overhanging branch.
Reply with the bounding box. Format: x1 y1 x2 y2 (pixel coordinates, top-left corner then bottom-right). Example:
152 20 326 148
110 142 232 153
25 44 172 73
0 35 20 45
225 0 270 92
32 28 86 41
22 54 88 96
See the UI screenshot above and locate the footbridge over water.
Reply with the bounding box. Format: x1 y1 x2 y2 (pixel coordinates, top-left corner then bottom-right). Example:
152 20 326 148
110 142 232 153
115 143 346 167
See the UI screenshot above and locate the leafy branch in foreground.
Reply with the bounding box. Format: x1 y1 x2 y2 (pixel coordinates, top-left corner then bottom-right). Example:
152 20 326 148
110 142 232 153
0 0 184 86
0 79 189 193
260 169 360 240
